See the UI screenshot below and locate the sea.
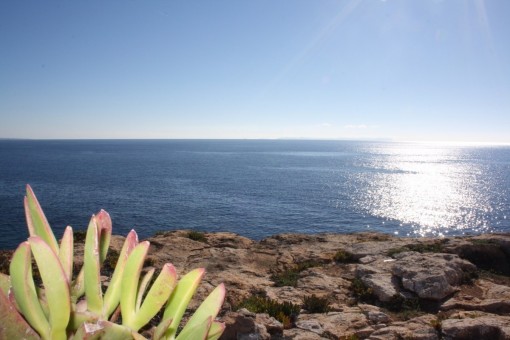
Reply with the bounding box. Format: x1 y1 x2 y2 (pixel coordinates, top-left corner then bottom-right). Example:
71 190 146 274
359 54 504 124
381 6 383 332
0 139 509 249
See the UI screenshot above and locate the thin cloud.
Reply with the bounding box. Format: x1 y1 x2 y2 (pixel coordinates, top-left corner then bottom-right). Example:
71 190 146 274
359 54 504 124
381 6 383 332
344 124 379 129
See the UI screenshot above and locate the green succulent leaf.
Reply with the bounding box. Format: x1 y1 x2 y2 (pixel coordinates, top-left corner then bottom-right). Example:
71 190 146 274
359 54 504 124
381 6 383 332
71 269 85 302
59 226 74 283
178 283 225 337
133 263 177 331
10 242 50 339
120 241 150 330
103 229 139 319
0 287 41 340
84 216 103 315
68 310 99 332
72 320 145 340
162 268 205 339
136 268 155 312
207 321 225 340
175 316 211 340
24 185 59 254
29 236 71 340
153 317 173 340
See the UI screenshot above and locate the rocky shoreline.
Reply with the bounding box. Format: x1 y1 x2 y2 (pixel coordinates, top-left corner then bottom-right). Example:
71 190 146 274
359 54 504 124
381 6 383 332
3 231 510 339
128 231 510 339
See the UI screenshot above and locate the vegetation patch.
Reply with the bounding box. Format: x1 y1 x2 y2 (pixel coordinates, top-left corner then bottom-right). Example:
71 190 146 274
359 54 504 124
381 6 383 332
302 294 331 313
350 278 375 303
333 249 355 263
469 238 498 246
387 241 446 257
187 230 207 243
271 260 322 287
237 295 300 329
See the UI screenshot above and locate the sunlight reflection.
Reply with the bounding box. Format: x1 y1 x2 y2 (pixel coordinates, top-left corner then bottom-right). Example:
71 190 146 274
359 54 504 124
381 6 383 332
355 144 494 237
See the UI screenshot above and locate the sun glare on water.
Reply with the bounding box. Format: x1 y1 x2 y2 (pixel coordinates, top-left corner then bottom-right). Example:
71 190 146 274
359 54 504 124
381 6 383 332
354 143 500 237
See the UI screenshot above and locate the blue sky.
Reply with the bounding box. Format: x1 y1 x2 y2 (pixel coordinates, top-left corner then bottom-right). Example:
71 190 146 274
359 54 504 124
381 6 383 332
1 0 509 142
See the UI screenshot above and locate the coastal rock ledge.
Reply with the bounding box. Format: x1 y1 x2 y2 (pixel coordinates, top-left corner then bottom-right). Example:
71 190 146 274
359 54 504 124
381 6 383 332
140 231 510 340
4 231 510 339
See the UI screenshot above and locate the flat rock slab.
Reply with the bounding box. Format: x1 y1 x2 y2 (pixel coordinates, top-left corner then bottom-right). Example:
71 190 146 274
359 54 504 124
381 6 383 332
442 311 510 340
441 279 510 314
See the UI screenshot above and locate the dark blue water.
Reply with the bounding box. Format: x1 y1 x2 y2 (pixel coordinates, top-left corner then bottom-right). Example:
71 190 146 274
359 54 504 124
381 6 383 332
1 140 509 249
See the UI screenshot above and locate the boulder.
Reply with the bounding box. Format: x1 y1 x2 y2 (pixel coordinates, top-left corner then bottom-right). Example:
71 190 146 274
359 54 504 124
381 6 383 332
392 252 476 300
221 308 283 340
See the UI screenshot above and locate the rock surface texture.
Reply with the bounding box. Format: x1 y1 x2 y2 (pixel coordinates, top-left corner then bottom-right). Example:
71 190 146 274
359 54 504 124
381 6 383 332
130 231 510 339
6 230 509 339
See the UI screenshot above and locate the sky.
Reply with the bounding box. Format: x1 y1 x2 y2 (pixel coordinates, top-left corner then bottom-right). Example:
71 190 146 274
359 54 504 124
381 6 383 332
1 0 509 143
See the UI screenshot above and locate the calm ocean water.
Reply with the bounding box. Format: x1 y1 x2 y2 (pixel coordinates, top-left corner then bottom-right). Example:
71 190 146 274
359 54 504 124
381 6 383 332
0 140 509 249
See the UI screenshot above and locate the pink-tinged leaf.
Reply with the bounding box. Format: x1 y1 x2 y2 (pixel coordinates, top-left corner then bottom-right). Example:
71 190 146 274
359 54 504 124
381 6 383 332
175 316 212 340
95 210 112 263
29 236 71 339
133 263 177 331
120 241 150 329
0 288 40 340
207 321 225 340
24 185 59 254
84 216 103 315
103 229 139 318
178 283 225 337
10 242 50 339
59 226 74 283
163 268 205 339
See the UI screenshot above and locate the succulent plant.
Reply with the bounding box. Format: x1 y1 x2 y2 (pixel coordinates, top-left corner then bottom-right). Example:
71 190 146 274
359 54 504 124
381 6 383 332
0 185 225 339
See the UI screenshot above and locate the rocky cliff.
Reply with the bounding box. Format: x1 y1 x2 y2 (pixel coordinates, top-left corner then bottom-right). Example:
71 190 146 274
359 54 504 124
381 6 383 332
121 231 510 339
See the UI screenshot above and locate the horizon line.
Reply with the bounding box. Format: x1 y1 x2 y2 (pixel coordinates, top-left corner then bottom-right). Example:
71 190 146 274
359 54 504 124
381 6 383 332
1 137 510 146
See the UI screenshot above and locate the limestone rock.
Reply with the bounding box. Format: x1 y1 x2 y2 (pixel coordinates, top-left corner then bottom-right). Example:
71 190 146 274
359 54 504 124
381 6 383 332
441 311 510 339
221 309 282 340
441 279 510 314
356 256 399 302
369 314 439 340
296 311 372 339
392 252 476 300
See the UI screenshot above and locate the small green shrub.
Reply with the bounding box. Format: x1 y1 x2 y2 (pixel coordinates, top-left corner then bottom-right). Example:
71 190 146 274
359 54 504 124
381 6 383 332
271 260 321 287
302 294 331 313
237 295 300 329
334 249 355 263
383 294 423 320
430 318 442 332
187 230 207 242
350 278 374 302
